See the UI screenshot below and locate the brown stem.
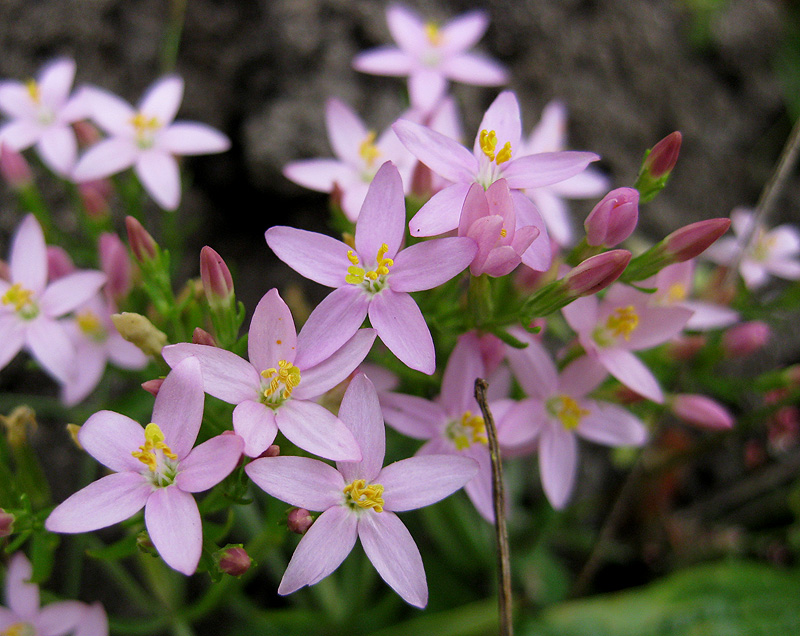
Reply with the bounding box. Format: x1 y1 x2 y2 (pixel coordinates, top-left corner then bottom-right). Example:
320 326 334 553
474 378 513 636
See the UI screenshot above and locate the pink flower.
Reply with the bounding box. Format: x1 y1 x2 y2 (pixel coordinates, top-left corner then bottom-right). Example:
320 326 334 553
265 161 477 374
562 284 692 403
670 394 734 430
394 91 598 243
0 58 90 176
520 100 609 246
245 373 477 607
352 4 508 113
283 98 417 222
504 331 648 508
704 207 800 289
73 76 230 210
0 215 106 383
0 553 99 636
45 358 244 575
162 288 372 460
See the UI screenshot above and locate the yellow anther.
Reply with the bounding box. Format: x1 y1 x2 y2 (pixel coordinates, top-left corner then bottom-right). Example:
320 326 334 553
358 131 381 168
2 283 34 312
500 228 508 238
345 243 393 286
667 283 687 303
131 112 160 132
77 310 105 340
425 22 442 46
344 479 385 512
132 423 177 472
25 79 40 103
261 360 302 400
548 395 590 430
346 250 360 266
345 265 366 285
1 405 36 449
449 411 487 450
495 141 513 164
3 622 36 636
605 305 639 340
479 129 498 161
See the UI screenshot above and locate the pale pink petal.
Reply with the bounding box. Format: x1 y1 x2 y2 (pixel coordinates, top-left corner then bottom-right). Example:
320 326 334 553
73 603 108 636
162 343 261 404
335 373 384 482
159 122 229 155
265 226 350 288
0 608 19 629
341 181 372 222
467 215 504 274
578 401 648 447
548 168 609 198
10 214 47 294
36 125 77 175
539 425 578 510
386 4 427 51
294 286 371 369
278 505 358 594
82 87 135 134
503 151 599 190
368 289 434 374
355 161 407 259
482 245 522 277
441 10 488 52
78 410 145 473
378 454 477 512
525 100 566 153
459 182 491 235
0 82 35 119
45 472 151 533
325 98 369 164
72 138 138 181
26 317 76 383
463 444 495 522
0 120 41 150
39 271 106 317
245 456 345 510
561 295 599 338
625 305 692 351
408 69 448 113
175 434 244 492
393 119 477 183
496 398 542 451
277 399 361 461
248 288 298 371
5 552 39 619
294 328 376 399
36 601 86 636
135 151 181 210
390 237 475 292
139 76 183 125
408 182 472 236
151 357 205 458
597 348 663 403
232 400 278 458
505 330 558 399
60 344 105 406
144 485 201 575
767 225 800 256
440 332 485 416
440 53 508 85
766 258 800 280
527 188 573 246
474 91 521 152
683 301 739 330
352 47 414 76
106 332 149 369
557 355 608 398
358 511 428 608
379 391 446 439
282 158 353 192
38 58 76 108
0 314 26 371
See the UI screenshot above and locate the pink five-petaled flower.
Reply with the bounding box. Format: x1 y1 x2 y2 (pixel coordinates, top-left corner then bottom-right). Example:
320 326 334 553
45 358 244 576
504 329 648 509
282 98 417 222
562 284 693 404
162 288 372 460
72 76 230 210
0 58 90 176
459 179 547 276
245 373 478 607
393 91 599 242
265 161 477 375
0 215 106 383
0 553 94 636
352 4 508 113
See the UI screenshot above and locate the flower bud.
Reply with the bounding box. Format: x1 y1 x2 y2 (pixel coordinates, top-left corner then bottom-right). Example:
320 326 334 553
635 131 682 203
99 232 132 301
66 423 83 449
0 509 15 538
287 508 314 535
47 246 75 281
215 545 252 577
722 320 770 358
200 246 235 309
192 327 217 347
584 188 639 247
0 260 10 282
664 218 731 263
0 143 33 190
258 444 280 458
79 179 113 220
670 394 734 430
0 405 36 448
125 216 158 263
73 120 103 146
111 312 168 357
564 249 632 296
141 378 164 397
667 334 707 361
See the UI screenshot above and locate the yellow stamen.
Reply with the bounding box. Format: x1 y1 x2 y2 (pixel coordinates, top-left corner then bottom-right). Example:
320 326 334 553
450 411 488 450
549 395 590 430
1 283 34 312
346 250 360 266
479 129 497 161
425 22 442 46
132 423 177 472
500 228 508 238
77 310 106 340
25 79 40 103
344 478 385 512
667 283 687 303
3 622 36 636
495 141 513 164
358 131 381 168
345 243 394 286
605 305 639 340
131 112 160 133
261 360 302 400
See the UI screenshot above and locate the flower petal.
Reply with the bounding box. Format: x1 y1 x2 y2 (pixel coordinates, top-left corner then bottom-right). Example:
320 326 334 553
38 58 76 109
282 158 353 192
368 289 434 374
407 182 472 237
135 151 181 210
335 373 385 482
277 399 361 461
408 69 448 113
248 288 298 371
10 214 47 294
0 120 41 151
504 329 558 398
463 445 495 522
39 271 106 317
233 400 278 458
144 485 201 575
325 97 369 164
557 354 608 398
5 552 39 619
539 424 578 510
386 4 426 51
378 454 477 512
441 53 508 86
25 317 76 383
36 125 77 175
393 119 477 184
36 601 86 636
294 328 376 399
176 433 244 493
159 122 229 155
151 357 205 458
352 47 414 76
597 348 663 403
78 410 145 473
139 76 184 125
379 391 446 439
245 455 345 510
440 332 485 416
265 226 350 288
355 161 406 260
503 151 600 190
82 87 135 135
72 138 138 182
0 314 26 371
389 237 475 292
474 91 521 151
578 400 648 447
441 10 488 52
0 81 35 119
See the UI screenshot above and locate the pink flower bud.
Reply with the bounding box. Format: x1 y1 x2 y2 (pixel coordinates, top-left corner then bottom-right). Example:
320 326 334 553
0 143 33 189
644 132 682 179
0 260 9 282
73 120 103 147
670 394 734 430
667 334 707 361
722 320 770 358
99 232 132 301
141 378 164 397
564 249 632 296
664 218 731 262
47 246 76 281
0 509 14 538
79 179 113 219
584 187 639 247
125 216 158 263
192 327 218 347
216 545 252 576
258 444 280 458
287 508 314 535
200 246 234 307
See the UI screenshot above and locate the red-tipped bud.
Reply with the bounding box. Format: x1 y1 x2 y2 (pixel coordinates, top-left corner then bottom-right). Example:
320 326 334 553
0 260 9 282
79 179 113 219
216 545 252 577
192 327 217 347
564 249 632 296
73 120 103 147
141 378 164 397
125 216 158 263
664 218 731 263
0 143 33 189
585 188 639 247
667 334 707 361
47 246 76 281
670 394 734 430
200 246 235 307
0 509 14 538
258 444 280 458
287 508 314 535
722 320 770 358
99 232 132 301
644 132 682 179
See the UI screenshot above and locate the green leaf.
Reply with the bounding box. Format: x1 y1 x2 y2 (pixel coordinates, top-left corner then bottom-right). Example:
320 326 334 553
85 532 138 561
